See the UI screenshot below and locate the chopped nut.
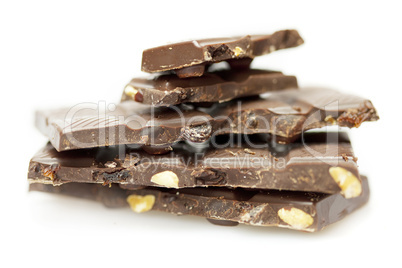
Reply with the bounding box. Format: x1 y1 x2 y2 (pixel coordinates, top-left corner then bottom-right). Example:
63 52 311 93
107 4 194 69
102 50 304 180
126 194 155 213
233 46 244 57
225 149 237 156
105 161 117 168
324 115 336 125
124 85 138 98
341 153 348 162
42 164 59 180
329 167 362 198
277 207 314 230
151 171 179 188
203 50 212 61
43 167 55 180
244 148 256 155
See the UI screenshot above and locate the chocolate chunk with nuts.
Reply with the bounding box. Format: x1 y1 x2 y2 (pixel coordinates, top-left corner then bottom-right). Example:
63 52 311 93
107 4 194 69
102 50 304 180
28 132 363 196
29 175 369 232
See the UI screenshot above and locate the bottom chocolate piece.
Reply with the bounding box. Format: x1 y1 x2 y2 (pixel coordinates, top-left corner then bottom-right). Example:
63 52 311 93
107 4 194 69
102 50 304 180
29 176 369 232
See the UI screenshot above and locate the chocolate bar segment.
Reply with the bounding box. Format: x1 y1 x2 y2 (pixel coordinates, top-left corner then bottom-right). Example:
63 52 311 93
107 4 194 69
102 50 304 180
29 176 369 232
28 132 363 196
121 69 298 106
141 29 303 77
35 101 212 151
36 88 379 151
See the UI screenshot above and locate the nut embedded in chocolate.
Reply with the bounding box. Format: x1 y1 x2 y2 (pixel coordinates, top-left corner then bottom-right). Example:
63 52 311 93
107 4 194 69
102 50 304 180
127 194 155 213
150 171 179 188
329 167 362 198
277 207 314 230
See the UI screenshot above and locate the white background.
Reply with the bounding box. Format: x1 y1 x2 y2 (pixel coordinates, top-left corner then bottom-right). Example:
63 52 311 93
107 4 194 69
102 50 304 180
0 0 400 267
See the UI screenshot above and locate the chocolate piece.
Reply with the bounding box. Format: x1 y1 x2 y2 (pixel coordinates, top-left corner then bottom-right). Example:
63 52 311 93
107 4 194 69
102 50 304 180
226 58 253 70
141 145 173 155
28 132 364 196
121 69 298 106
141 29 304 77
36 88 379 151
206 219 239 227
175 64 206 78
35 101 212 151
29 176 369 232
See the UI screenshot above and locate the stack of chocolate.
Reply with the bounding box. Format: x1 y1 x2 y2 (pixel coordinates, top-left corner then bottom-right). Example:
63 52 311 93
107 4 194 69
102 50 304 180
29 30 379 232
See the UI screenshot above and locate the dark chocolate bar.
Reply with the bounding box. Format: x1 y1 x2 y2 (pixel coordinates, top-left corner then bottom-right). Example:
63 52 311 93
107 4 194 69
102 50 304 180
141 29 303 77
121 69 298 106
29 175 369 232
28 132 364 198
36 88 379 151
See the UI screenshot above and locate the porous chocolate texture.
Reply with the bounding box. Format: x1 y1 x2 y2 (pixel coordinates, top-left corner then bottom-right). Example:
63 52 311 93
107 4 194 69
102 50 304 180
141 29 303 78
36 88 379 152
29 132 364 197
121 69 298 106
29 175 369 232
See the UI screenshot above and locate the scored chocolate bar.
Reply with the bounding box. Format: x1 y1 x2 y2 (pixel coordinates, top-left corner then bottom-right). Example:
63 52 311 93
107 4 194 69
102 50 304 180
141 29 303 78
36 88 378 152
121 69 298 106
29 175 369 232
29 132 364 198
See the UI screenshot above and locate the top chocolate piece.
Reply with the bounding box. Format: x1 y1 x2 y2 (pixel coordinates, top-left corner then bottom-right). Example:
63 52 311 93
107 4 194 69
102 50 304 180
141 29 303 77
